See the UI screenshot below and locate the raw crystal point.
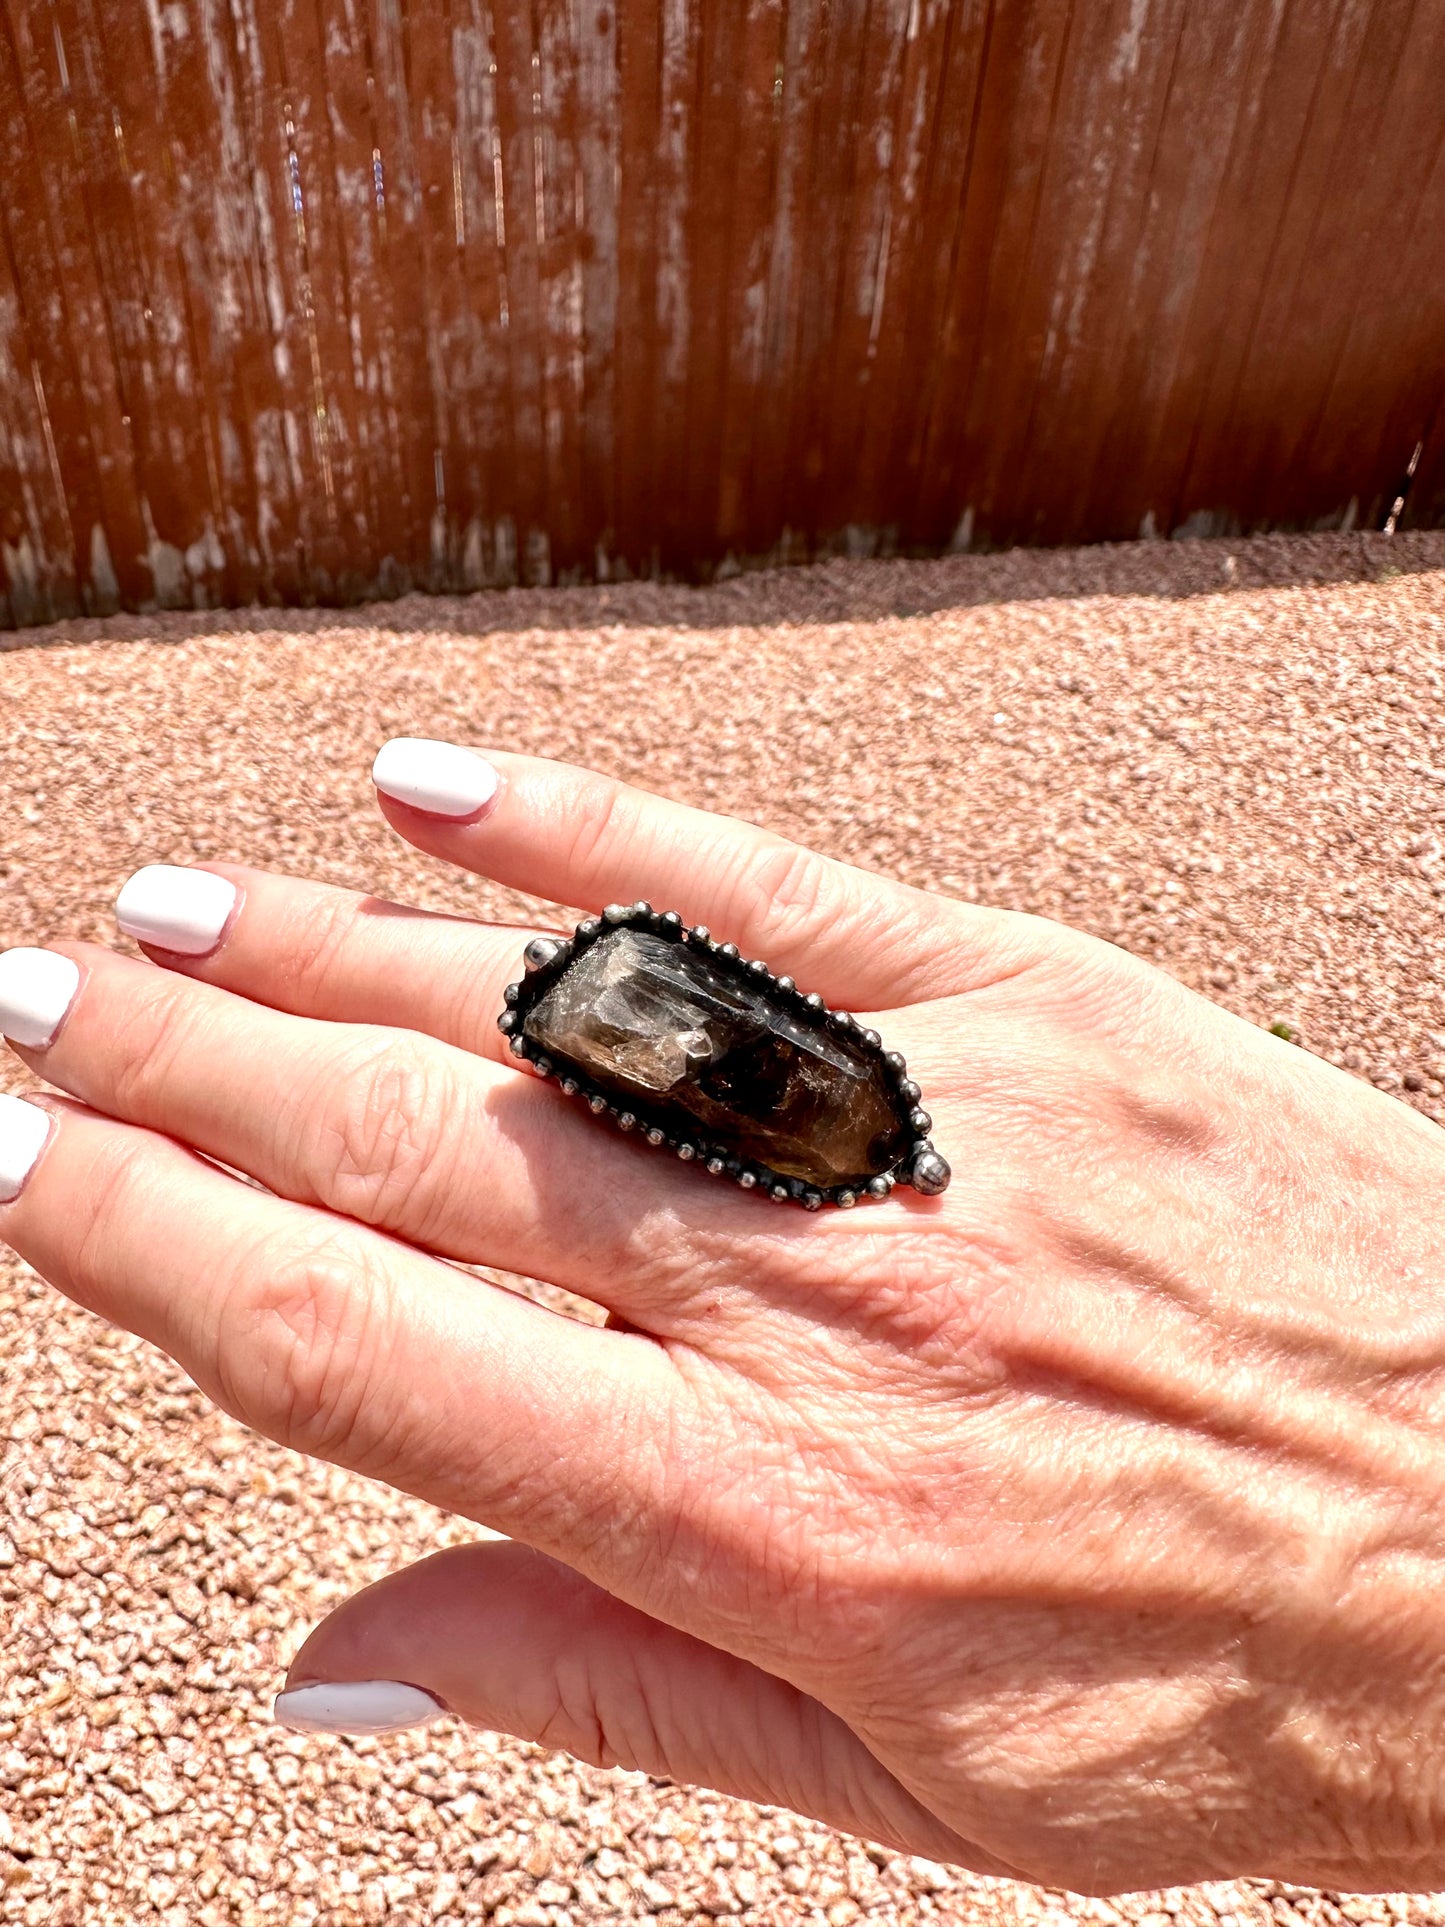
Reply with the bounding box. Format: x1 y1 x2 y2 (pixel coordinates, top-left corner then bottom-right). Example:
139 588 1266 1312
523 928 913 1187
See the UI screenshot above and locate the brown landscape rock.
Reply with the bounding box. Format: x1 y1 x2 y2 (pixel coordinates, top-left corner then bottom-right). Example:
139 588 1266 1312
1 528 1444 1924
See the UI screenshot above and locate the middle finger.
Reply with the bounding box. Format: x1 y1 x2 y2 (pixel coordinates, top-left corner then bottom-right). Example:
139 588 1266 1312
0 941 755 1315
116 862 550 1064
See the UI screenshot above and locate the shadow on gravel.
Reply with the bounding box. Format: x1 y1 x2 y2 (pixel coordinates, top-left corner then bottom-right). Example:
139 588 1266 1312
5 530 1445 654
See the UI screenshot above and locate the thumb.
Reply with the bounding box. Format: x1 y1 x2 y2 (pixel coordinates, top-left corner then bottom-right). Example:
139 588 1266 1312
274 1540 979 1865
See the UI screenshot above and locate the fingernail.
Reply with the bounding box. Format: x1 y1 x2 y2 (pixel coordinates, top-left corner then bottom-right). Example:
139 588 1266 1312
0 1094 52 1203
371 738 500 819
0 949 81 1048
115 866 238 956
273 1680 446 1737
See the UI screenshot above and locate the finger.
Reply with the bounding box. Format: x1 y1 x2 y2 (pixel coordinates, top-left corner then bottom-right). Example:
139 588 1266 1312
0 1094 679 1557
371 741 1042 1006
275 1541 996 1871
115 861 544 1065
2 943 763 1305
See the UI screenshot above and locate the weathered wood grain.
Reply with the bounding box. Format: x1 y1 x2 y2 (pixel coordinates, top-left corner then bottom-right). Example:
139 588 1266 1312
1 0 1442 624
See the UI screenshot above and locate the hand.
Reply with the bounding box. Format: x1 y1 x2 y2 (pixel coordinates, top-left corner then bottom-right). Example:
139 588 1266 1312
1 742 1443 1896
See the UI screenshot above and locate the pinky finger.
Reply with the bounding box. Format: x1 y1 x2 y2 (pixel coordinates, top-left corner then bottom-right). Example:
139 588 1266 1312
0 1095 677 1567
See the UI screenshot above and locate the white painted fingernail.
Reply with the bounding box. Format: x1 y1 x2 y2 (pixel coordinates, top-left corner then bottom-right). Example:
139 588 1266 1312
115 866 237 956
0 949 81 1048
372 738 500 819
0 1094 52 1203
273 1680 446 1737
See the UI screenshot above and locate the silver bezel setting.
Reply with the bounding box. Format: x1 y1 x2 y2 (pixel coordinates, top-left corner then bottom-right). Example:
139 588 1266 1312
498 903 951 1209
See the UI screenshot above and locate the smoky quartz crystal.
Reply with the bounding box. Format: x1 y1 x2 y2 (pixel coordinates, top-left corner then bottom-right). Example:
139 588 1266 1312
522 927 913 1189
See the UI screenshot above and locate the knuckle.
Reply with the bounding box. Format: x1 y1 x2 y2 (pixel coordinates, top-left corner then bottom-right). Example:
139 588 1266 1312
529 1651 662 1777
310 1034 455 1234
562 772 632 881
108 973 203 1116
445 948 521 1057
217 1224 390 1463
284 893 365 1006
70 1129 166 1306
531 1663 612 1768
730 838 840 957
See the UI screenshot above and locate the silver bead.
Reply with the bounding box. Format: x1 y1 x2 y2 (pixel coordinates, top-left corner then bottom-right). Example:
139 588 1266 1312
912 1150 951 1196
524 935 563 971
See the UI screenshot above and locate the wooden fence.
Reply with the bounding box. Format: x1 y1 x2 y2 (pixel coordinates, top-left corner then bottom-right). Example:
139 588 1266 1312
2 0 1444 628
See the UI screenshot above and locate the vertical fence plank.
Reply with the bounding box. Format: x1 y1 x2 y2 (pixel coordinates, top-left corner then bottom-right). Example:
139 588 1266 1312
1285 0 1445 533
776 0 875 551
1003 0 1191 544
191 0 324 603
0 25 79 626
850 0 988 546
611 0 661 574
1140 0 1340 540
742 0 825 566
1165 0 1383 536
398 0 500 589
909 0 1079 551
1 0 151 612
1069 0 1266 542
575 0 619 575
533 0 585 579
650 0 702 574
690 0 781 565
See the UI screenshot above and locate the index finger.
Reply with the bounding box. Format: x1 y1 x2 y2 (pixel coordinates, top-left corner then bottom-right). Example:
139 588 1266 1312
370 742 1038 1007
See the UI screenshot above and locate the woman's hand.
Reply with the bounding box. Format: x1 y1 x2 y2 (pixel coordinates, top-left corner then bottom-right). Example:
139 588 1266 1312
2 741 1443 1896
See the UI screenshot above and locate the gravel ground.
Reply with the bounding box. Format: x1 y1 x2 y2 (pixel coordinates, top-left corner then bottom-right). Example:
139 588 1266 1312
2 528 1445 1926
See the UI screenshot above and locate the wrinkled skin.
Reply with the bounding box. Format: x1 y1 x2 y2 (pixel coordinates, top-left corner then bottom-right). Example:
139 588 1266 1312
4 749 1445 1895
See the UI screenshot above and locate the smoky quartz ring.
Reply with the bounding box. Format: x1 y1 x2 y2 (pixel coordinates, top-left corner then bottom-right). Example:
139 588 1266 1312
496 902 951 1209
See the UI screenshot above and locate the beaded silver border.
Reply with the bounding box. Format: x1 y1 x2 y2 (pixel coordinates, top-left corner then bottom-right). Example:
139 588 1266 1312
497 901 951 1209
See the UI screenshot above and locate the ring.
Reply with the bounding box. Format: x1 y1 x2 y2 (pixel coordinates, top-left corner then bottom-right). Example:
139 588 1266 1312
497 903 950 1209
